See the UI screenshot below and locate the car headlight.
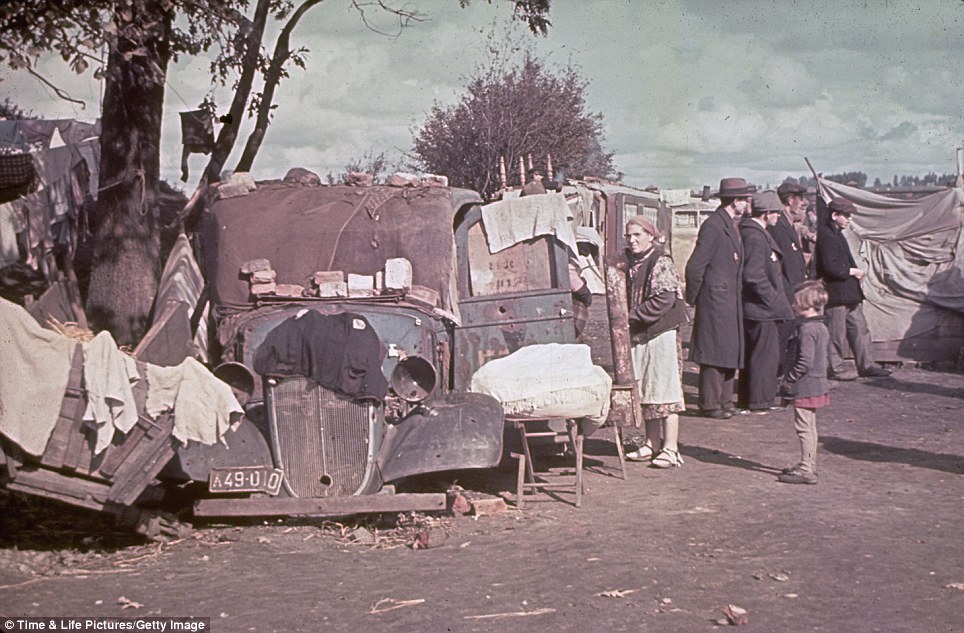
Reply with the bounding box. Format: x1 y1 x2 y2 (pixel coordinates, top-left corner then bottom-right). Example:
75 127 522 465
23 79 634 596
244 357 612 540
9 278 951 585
390 356 437 403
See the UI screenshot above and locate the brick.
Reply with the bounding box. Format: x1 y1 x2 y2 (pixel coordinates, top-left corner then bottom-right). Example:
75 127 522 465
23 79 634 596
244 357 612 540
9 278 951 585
311 271 344 286
240 259 272 275
347 172 373 187
217 182 250 199
251 269 277 283
421 174 448 188
224 171 257 191
347 274 375 296
250 282 276 296
388 172 420 187
385 258 413 291
407 284 439 308
316 281 348 298
471 497 508 517
274 284 305 298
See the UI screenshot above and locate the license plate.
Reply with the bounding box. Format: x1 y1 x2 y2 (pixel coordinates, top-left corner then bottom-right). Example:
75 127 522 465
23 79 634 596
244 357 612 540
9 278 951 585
209 467 284 495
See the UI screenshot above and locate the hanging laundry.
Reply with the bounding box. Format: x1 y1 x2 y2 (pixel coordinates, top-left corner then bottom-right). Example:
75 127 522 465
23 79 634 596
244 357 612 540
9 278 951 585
179 110 215 182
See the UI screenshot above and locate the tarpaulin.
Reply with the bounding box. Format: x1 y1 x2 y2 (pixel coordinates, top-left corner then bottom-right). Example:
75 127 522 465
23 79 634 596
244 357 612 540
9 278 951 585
202 182 468 316
817 177 964 341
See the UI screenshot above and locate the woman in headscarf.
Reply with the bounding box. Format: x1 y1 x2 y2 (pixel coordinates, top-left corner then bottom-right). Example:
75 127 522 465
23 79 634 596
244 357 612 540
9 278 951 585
624 216 690 468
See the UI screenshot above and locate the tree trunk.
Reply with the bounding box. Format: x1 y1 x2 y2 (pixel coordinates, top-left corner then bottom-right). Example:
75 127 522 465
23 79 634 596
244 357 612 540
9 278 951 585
202 0 272 184
85 1 173 345
235 0 324 173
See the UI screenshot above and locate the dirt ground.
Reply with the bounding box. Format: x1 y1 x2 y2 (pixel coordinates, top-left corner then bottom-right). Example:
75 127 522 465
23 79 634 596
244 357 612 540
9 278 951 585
2 356 963 632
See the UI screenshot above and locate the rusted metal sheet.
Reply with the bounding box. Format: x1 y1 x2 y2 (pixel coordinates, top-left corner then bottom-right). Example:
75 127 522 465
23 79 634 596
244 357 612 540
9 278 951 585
193 493 447 517
376 392 504 483
453 204 578 390
453 290 576 390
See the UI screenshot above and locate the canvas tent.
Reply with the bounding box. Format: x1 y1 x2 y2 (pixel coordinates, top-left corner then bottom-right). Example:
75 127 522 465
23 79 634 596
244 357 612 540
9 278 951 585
816 176 964 362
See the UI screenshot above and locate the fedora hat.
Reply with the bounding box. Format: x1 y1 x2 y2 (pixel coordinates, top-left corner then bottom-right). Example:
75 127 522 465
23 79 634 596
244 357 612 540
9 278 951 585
751 190 783 216
715 177 756 198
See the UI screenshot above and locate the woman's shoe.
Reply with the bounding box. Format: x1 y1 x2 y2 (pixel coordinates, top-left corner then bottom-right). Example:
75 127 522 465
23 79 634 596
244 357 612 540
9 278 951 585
626 444 656 462
651 448 684 469
777 471 817 485
781 463 817 476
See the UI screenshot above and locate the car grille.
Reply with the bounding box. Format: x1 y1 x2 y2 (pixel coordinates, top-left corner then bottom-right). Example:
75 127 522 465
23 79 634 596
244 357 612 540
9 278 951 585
266 376 373 497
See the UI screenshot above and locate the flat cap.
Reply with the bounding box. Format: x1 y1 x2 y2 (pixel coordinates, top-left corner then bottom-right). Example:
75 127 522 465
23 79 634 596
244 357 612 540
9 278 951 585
751 190 783 215
777 182 807 200
828 197 857 216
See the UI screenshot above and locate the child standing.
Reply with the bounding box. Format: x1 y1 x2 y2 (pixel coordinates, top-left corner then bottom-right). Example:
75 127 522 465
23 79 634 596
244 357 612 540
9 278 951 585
778 280 831 485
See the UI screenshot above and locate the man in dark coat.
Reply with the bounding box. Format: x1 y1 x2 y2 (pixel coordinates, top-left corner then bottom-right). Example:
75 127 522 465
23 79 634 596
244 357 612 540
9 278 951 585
684 177 753 419
739 190 795 412
815 197 891 379
770 182 810 376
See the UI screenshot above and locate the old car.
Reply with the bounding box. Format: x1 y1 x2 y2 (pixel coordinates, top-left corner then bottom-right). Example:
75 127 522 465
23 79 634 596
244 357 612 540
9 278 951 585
0 173 584 526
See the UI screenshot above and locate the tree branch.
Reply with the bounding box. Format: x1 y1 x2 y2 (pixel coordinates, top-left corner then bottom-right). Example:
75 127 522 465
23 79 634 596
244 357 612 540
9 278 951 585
26 66 86 108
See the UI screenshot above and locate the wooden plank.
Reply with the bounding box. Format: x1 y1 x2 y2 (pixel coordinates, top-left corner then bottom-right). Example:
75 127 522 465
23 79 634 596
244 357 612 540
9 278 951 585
96 418 150 479
62 415 91 472
7 467 110 511
40 347 86 469
105 414 177 505
194 493 447 518
108 439 177 506
25 280 78 327
603 254 640 428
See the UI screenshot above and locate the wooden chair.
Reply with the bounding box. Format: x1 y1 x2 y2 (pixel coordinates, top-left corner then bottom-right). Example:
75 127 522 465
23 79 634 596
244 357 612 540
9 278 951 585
507 416 584 509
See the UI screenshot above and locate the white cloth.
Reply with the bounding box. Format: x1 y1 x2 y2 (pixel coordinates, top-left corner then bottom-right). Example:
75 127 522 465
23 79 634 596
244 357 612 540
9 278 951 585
470 343 611 422
0 298 77 456
0 202 21 268
146 357 242 446
83 331 141 454
480 192 579 255
661 188 693 207
631 329 684 405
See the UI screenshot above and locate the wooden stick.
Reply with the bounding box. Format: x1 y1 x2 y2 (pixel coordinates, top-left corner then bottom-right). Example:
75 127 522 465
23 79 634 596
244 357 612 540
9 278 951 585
464 608 556 620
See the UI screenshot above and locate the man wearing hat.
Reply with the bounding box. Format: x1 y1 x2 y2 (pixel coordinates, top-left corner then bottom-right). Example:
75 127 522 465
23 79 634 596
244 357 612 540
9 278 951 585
520 168 547 196
770 182 811 376
739 191 795 412
685 177 753 419
815 198 891 379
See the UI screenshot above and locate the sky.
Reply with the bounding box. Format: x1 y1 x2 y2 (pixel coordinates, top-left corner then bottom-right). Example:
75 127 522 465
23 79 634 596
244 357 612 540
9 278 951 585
2 0 962 192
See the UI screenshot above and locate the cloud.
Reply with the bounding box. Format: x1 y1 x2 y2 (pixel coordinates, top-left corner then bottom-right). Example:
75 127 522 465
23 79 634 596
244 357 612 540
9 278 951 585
2 0 961 191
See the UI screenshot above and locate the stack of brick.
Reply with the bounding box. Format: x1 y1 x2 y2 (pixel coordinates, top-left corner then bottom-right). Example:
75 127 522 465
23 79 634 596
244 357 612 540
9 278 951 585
309 271 348 298
241 259 277 297
239 259 306 298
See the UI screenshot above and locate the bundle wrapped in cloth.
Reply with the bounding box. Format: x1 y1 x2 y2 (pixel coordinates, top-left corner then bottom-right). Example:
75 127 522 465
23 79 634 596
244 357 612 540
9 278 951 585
469 343 611 431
